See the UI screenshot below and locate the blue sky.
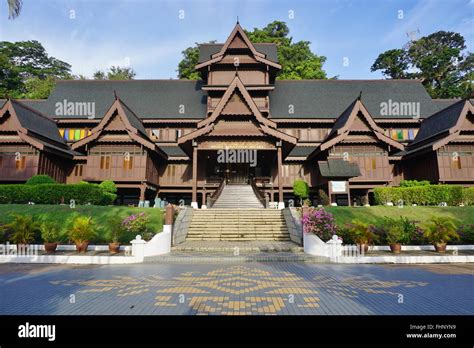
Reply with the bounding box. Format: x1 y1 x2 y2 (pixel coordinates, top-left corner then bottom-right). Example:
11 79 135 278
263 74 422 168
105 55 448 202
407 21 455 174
0 0 472 79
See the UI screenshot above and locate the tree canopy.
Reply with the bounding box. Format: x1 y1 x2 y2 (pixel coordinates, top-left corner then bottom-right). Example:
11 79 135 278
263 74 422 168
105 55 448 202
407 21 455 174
177 21 327 80
371 31 473 98
93 66 136 80
0 40 72 98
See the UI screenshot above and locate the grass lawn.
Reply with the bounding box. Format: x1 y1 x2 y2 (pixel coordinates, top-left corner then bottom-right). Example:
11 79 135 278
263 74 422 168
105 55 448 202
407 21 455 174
0 204 164 243
325 206 474 226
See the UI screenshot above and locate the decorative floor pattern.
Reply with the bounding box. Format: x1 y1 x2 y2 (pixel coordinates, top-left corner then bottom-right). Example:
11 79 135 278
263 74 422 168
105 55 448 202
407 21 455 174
0 263 472 315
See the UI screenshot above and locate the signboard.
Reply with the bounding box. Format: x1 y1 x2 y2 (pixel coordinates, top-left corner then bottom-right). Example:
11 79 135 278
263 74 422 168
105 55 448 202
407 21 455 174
331 181 347 193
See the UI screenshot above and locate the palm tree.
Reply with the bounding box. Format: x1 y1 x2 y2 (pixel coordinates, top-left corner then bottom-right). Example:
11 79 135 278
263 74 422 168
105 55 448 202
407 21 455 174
8 0 22 19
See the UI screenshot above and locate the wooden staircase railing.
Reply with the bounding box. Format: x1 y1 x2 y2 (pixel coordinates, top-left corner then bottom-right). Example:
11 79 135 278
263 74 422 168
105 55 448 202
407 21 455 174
250 177 268 208
207 178 226 208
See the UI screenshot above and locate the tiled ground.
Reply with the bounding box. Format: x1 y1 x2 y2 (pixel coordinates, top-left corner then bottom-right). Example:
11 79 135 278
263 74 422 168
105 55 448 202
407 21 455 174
0 263 472 315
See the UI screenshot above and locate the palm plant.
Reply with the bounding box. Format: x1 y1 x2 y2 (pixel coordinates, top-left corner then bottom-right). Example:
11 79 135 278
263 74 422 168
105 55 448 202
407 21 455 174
423 217 459 244
8 214 39 245
8 0 22 19
68 216 96 244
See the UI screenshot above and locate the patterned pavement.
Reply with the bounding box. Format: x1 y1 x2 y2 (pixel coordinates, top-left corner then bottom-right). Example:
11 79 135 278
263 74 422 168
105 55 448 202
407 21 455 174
0 263 473 315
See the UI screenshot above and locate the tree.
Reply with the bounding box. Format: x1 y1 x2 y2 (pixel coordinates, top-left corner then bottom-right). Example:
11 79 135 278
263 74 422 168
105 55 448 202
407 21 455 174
0 40 72 98
93 66 136 80
371 31 473 98
370 49 409 79
293 179 309 206
177 21 327 80
7 0 22 19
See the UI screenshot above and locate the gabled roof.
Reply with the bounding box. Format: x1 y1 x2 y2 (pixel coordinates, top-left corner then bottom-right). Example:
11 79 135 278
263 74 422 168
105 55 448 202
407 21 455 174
198 43 278 64
269 80 440 119
71 96 167 158
178 74 296 146
318 159 361 178
406 99 474 155
195 23 281 70
0 99 75 158
23 80 207 120
318 98 405 153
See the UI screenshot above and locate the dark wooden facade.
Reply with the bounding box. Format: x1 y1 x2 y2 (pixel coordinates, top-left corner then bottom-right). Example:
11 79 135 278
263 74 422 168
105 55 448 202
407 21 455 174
0 23 473 206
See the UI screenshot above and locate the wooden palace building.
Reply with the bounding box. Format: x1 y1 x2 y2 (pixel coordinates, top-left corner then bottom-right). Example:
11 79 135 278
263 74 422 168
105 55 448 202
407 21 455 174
1 23 473 207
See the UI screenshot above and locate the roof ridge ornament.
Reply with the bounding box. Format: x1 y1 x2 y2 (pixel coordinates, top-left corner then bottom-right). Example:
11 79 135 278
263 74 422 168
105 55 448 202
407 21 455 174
114 90 119 100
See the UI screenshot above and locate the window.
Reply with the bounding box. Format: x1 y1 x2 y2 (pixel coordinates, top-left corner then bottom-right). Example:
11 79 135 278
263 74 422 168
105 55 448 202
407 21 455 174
365 158 376 171
15 156 26 170
452 157 462 170
100 155 110 170
372 158 377 170
151 129 160 140
0 156 2 168
74 164 84 176
60 128 89 141
123 156 133 170
176 129 182 139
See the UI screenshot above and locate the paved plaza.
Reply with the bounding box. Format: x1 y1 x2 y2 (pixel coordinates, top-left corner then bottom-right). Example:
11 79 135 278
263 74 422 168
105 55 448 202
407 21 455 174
0 262 472 315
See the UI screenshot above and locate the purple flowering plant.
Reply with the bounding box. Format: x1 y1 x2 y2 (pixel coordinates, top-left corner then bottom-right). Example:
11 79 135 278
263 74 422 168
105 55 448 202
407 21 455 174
122 212 150 239
302 207 337 242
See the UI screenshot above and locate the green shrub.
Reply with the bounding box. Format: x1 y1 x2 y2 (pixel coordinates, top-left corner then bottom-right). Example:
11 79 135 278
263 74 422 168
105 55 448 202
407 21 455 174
68 216 96 243
423 217 459 244
399 180 430 187
373 185 463 206
7 215 40 244
463 187 474 206
0 183 116 205
318 189 330 206
346 219 377 245
40 221 61 243
293 180 309 205
26 175 56 185
99 180 117 194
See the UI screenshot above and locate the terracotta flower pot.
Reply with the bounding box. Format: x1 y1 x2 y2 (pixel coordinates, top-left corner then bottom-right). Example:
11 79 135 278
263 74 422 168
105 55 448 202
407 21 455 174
389 243 402 254
434 243 447 253
75 241 89 253
44 242 58 254
108 242 120 254
357 243 369 255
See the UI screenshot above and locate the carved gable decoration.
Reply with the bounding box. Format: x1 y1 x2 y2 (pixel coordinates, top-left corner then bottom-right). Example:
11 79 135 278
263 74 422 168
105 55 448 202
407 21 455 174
221 91 252 115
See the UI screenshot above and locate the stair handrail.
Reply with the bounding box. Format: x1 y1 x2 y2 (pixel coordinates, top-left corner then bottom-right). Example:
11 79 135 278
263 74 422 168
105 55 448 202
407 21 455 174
250 176 267 208
207 178 226 208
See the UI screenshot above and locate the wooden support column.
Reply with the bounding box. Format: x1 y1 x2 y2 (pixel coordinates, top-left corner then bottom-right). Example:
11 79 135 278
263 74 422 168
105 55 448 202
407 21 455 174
277 145 284 208
191 143 198 208
139 184 146 201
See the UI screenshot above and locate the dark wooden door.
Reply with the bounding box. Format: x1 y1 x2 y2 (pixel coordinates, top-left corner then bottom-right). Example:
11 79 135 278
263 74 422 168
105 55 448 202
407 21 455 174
228 163 249 184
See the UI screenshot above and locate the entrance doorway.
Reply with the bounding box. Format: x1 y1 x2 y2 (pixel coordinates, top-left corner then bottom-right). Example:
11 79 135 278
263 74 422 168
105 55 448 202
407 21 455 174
226 163 249 184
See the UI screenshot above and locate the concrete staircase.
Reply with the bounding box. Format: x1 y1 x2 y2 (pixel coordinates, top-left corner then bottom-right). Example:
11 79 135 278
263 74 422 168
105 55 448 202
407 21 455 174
186 209 291 242
212 184 264 209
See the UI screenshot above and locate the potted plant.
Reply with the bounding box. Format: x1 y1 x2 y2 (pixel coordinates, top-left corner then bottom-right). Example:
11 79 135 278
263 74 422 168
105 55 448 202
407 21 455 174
8 215 39 254
40 221 61 254
347 219 376 254
68 216 96 253
381 217 410 254
108 217 125 254
423 217 459 253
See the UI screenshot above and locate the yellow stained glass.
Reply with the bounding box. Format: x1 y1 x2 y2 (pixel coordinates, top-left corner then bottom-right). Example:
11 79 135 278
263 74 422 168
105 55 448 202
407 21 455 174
68 129 75 140
59 129 65 137
402 129 408 139
80 129 85 139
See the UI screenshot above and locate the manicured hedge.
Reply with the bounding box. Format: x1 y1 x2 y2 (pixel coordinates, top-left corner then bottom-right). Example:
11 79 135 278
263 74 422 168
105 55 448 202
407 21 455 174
374 185 464 206
0 183 116 205
463 187 474 206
